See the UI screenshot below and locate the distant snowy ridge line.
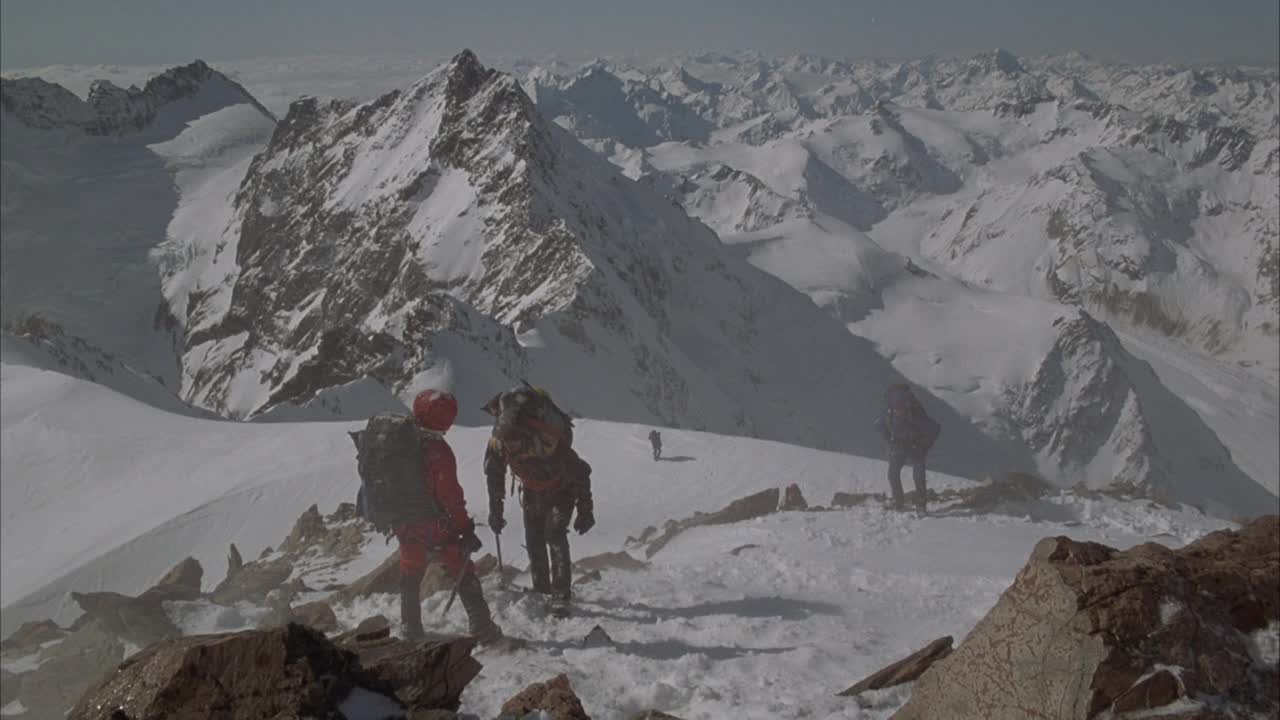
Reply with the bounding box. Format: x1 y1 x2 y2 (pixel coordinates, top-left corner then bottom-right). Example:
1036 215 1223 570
1 51 1274 521
1 59 275 136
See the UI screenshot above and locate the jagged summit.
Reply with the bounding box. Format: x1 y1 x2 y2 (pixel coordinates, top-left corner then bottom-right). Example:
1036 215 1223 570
981 47 1025 75
166 49 1025 480
1 59 274 135
444 48 494 101
0 76 95 129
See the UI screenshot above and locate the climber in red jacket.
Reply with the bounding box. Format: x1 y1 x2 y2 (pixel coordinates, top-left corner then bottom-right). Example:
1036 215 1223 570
396 389 502 643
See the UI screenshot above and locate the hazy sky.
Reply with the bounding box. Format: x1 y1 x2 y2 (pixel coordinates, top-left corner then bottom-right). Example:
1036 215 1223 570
3 0 1278 69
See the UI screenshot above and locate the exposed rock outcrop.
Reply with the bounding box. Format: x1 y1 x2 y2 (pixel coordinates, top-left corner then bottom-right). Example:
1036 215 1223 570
68 624 370 720
1 60 274 136
574 551 650 573
209 555 294 605
1 620 65 654
149 556 203 601
68 591 180 649
838 636 953 696
9 620 125 720
68 623 479 719
892 515 1280 719
779 483 809 511
340 631 481 712
644 488 781 558
582 625 614 649
500 673 591 720
292 601 339 633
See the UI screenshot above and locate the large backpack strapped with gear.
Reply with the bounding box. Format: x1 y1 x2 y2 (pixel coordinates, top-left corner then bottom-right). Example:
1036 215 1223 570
349 413 441 531
488 384 574 463
883 384 941 450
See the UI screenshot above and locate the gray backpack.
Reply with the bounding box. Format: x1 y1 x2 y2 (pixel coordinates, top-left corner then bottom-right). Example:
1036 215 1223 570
349 413 442 531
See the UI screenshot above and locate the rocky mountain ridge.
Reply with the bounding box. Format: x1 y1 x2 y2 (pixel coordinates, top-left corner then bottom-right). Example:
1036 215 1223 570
2 50 1274 504
1 60 273 136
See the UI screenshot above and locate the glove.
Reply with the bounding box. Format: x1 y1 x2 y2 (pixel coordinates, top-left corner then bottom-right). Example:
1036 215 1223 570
460 529 483 554
573 508 595 535
488 510 506 534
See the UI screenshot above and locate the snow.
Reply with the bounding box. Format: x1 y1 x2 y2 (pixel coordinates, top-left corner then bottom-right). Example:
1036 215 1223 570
1 52 1276 717
1120 331 1280 495
0 353 1236 719
854 278 1064 410
1247 620 1280 668
1 69 274 393
408 168 486 283
153 104 274 338
0 113 183 387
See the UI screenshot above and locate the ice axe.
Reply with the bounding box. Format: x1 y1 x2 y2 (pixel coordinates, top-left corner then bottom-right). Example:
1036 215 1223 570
495 530 506 589
441 561 468 617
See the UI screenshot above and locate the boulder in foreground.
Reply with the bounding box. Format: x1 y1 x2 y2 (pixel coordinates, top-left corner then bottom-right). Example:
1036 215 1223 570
892 516 1280 719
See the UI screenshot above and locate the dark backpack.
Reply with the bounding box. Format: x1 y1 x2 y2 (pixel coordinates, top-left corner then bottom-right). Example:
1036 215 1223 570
349 413 441 532
883 385 941 449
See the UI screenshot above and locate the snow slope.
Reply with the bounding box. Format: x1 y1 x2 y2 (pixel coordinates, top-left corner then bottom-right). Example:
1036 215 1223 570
0 350 1236 719
0 62 276 389
637 106 1273 507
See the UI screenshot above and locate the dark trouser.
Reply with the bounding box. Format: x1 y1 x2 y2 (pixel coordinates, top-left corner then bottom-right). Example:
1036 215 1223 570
522 490 575 599
398 567 496 640
887 443 928 509
652 444 661 460
396 529 497 640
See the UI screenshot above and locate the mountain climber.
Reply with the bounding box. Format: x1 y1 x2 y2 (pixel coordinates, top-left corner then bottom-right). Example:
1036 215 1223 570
351 389 503 643
873 383 941 514
483 384 594 615
649 429 663 460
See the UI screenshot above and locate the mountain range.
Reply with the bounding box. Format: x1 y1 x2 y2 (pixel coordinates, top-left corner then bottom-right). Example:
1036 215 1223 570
2 48 1276 517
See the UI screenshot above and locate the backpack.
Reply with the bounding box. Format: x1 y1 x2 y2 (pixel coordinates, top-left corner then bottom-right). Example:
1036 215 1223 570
349 413 441 532
489 385 574 464
882 385 941 449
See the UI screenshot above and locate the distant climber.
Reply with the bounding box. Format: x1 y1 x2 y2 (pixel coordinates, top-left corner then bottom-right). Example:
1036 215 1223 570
484 384 594 616
350 390 503 643
648 429 662 460
873 383 941 514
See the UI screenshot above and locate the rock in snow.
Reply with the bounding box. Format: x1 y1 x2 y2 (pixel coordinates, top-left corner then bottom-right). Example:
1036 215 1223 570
892 515 1280 719
68 623 479 719
838 636 953 696
500 673 591 720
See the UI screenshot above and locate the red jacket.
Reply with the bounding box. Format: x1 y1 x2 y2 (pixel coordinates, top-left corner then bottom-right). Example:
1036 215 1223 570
396 433 473 546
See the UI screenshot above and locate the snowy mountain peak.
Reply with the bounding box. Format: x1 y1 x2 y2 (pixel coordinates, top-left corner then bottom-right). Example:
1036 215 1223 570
443 48 496 103
165 51 1039 484
2 59 274 135
976 48 1026 76
0 76 95 129
1011 308 1271 517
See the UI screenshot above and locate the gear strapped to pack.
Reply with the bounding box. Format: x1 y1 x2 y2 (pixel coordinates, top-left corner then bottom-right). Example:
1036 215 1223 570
486 384 575 495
